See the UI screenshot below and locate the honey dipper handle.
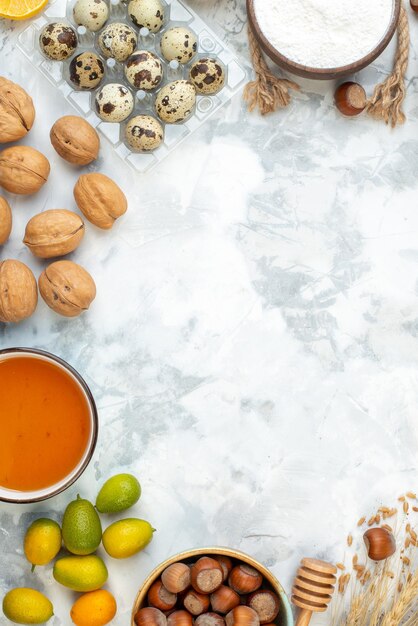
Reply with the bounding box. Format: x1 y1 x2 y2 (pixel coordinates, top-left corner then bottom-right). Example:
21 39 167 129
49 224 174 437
295 609 313 626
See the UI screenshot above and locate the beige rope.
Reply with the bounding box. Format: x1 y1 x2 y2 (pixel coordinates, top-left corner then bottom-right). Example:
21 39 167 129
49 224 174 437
366 3 410 127
245 2 410 125
243 23 299 115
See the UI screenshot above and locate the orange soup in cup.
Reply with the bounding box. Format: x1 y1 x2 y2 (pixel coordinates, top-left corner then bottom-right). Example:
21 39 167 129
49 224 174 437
0 349 97 502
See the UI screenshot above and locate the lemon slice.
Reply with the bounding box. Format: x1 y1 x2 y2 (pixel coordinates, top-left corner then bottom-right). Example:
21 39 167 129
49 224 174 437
0 0 48 20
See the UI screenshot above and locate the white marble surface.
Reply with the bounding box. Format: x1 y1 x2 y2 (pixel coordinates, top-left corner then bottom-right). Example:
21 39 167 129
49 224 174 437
1 1 418 624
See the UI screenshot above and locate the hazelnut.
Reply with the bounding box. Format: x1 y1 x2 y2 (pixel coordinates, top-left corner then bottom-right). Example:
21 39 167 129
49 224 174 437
167 611 193 626
50 116 100 165
335 82 367 117
247 591 280 624
135 607 167 626
148 581 177 611
195 614 226 626
38 260 96 317
74 172 127 230
225 606 259 626
191 557 224 594
411 0 418 12
363 528 396 561
0 196 12 245
162 563 191 594
215 557 233 582
228 566 263 595
23 209 84 258
210 586 240 614
0 146 50 195
183 589 210 616
0 259 38 323
0 77 35 143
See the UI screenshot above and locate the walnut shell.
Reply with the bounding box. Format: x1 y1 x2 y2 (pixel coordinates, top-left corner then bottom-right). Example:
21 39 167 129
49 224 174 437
0 196 12 245
74 172 127 230
0 77 36 144
0 146 50 195
0 259 38 323
23 209 85 258
50 115 100 166
39 260 96 317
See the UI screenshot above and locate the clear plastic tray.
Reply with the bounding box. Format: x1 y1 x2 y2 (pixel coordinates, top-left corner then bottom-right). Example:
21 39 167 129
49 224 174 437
17 0 248 173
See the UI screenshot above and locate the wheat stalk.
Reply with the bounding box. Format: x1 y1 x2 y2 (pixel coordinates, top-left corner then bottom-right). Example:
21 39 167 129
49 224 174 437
331 495 417 626
380 571 418 626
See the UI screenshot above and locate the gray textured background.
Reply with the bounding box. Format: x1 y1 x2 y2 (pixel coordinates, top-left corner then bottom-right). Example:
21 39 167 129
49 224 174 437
0 1 417 623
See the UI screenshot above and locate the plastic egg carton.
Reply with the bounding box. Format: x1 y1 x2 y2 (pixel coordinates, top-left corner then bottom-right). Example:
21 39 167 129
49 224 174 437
17 0 248 173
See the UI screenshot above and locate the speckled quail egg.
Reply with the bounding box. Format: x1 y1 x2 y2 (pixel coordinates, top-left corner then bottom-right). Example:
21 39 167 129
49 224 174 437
155 80 196 124
189 57 225 95
128 0 164 32
125 115 164 151
160 27 197 64
95 83 134 122
39 22 78 61
124 50 163 90
73 0 109 32
69 52 105 89
98 23 137 62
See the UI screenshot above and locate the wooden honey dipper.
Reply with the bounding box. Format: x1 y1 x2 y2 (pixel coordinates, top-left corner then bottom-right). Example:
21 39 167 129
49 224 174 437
291 558 337 626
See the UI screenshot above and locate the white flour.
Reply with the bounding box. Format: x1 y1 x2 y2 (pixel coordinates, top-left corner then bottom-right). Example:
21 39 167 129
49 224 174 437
253 0 394 69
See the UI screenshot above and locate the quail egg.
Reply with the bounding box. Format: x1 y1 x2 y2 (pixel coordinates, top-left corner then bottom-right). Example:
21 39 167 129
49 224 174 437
160 27 197 64
98 23 137 62
73 0 109 32
39 22 78 61
128 0 164 32
124 50 163 91
125 115 164 151
95 83 134 122
155 80 196 124
189 57 225 95
69 52 105 89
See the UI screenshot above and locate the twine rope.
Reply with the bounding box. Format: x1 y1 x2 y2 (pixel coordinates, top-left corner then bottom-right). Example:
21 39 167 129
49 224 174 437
243 23 299 115
245 2 410 125
366 3 410 127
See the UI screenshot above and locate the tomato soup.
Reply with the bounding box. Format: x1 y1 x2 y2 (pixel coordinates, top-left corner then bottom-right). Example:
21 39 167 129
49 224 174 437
0 354 92 492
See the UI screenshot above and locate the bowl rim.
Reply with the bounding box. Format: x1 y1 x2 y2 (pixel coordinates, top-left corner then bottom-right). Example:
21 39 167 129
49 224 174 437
131 546 294 626
247 0 401 80
0 347 98 504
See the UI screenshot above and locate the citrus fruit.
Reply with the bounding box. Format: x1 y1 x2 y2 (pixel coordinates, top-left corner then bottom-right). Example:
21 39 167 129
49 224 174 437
24 518 62 571
0 0 48 21
70 590 117 626
53 555 108 592
102 518 155 559
96 473 141 514
62 495 102 556
3 588 53 624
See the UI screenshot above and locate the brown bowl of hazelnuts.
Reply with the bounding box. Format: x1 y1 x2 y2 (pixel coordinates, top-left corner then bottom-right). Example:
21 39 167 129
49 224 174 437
131 548 294 626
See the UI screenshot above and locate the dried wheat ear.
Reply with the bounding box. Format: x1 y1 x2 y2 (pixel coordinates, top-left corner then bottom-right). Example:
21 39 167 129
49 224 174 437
329 493 417 626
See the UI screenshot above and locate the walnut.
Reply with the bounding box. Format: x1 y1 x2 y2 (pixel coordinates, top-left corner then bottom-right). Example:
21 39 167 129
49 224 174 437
0 259 38 323
0 146 50 195
23 209 85 258
39 260 96 317
73 172 127 229
0 77 35 143
50 115 100 166
0 196 12 245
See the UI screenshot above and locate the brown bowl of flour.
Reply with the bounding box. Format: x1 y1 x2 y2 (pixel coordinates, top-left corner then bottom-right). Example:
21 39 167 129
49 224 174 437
247 0 401 80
